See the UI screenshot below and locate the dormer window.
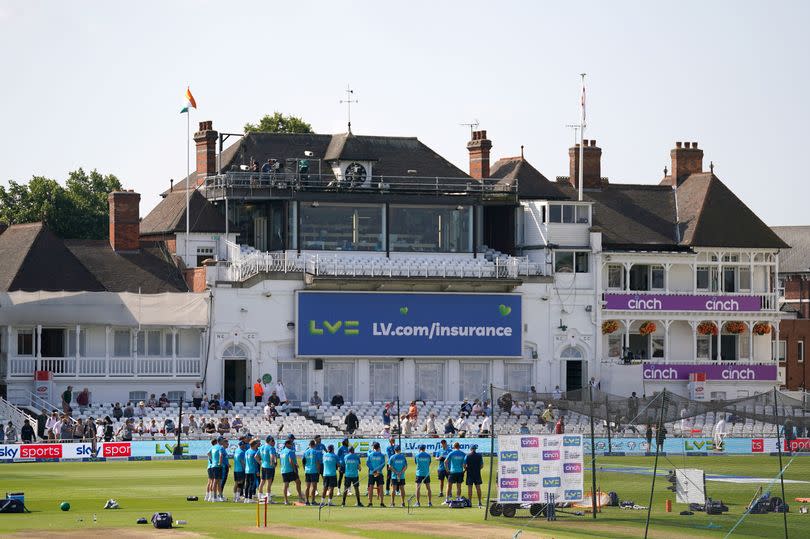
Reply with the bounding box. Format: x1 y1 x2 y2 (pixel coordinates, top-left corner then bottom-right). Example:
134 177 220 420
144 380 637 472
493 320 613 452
548 203 589 224
345 162 367 187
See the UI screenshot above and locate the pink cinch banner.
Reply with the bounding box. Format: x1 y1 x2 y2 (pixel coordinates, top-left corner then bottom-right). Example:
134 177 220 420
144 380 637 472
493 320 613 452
642 363 777 381
604 294 761 312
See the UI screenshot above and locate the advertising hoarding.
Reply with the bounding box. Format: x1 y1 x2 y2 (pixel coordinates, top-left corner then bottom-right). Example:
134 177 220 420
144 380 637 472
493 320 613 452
604 294 761 312
497 435 584 504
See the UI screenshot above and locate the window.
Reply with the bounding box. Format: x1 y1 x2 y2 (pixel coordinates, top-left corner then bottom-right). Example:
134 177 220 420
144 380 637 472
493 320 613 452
696 266 719 291
608 334 623 358
629 265 664 291
723 267 736 292
739 332 750 360
652 336 665 358
548 204 589 224
177 329 201 357
505 363 533 393
651 266 665 290
709 391 727 401
576 206 589 224
113 330 131 357
697 335 711 359
560 346 583 359
415 363 444 401
739 267 751 291
165 333 175 356
799 341 805 363
555 251 588 273
167 391 185 403
369 362 399 402
17 329 34 356
196 246 214 267
390 205 472 253
129 391 147 402
607 264 624 289
301 203 385 251
137 330 164 357
324 362 354 402
67 329 86 357
459 362 489 400
774 340 786 361
279 362 307 403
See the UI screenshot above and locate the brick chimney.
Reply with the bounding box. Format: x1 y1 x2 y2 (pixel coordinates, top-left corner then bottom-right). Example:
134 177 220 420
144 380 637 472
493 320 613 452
568 139 602 189
466 130 492 179
668 141 704 186
194 120 218 186
108 190 141 252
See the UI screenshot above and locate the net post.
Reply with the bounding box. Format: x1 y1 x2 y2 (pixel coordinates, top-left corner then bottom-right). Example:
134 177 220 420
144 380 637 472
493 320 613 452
773 387 789 539
484 383 496 520
589 384 597 519
605 394 612 454
643 388 666 539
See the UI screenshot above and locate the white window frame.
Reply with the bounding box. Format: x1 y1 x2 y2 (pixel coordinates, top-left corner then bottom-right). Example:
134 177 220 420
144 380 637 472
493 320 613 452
16 328 34 356
799 341 805 363
607 264 624 290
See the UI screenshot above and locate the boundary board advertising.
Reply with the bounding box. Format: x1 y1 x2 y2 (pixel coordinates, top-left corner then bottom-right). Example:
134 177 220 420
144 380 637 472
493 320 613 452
296 291 522 358
497 435 584 504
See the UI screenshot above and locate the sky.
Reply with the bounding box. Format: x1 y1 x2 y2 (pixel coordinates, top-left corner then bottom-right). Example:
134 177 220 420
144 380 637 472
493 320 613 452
1 0 808 225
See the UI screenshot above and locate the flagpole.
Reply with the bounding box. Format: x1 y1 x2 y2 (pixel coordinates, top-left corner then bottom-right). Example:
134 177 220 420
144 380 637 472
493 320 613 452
186 108 190 264
578 73 586 202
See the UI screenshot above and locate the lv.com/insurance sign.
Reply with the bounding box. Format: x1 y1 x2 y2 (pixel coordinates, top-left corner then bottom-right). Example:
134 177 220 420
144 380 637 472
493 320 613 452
296 292 522 357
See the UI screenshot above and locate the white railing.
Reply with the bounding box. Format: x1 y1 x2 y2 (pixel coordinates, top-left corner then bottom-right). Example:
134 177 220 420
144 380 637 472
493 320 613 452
6 356 203 378
0 397 36 436
223 245 545 282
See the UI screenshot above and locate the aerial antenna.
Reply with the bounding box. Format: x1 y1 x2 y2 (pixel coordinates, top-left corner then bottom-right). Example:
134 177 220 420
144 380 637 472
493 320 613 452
460 119 480 136
340 85 358 134
565 124 581 146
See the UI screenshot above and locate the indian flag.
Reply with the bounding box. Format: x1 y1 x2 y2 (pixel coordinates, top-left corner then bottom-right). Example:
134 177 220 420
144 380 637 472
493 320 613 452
180 87 197 113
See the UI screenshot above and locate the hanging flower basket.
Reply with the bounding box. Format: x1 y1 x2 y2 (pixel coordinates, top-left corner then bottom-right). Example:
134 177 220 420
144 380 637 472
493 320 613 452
602 320 620 335
639 321 657 336
724 321 747 334
753 322 771 335
697 321 718 336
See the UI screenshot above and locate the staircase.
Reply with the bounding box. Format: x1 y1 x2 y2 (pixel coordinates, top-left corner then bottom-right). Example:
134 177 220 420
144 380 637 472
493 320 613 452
0 397 36 438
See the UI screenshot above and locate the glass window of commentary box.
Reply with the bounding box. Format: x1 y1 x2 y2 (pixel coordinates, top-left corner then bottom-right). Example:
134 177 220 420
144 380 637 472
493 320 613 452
555 251 589 273
390 205 472 253
548 203 589 224
300 203 384 251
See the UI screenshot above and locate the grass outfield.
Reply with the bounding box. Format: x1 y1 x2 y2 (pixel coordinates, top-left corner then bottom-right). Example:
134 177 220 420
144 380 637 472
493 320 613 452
1 455 808 538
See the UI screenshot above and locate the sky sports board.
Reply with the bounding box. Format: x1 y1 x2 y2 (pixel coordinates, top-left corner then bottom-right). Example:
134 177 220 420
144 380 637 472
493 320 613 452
498 435 584 504
296 292 522 357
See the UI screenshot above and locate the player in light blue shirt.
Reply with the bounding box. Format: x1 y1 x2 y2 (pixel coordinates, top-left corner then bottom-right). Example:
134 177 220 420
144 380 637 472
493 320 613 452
233 439 247 502
388 445 408 507
446 442 466 498
321 445 339 505
303 440 321 505
341 446 363 507
435 439 451 501
258 436 277 501
366 442 387 507
336 438 350 487
244 439 260 502
414 444 433 507
206 438 224 502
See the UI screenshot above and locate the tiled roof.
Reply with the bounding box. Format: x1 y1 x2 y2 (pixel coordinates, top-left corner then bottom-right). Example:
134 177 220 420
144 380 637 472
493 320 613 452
772 226 810 273
490 157 568 199
140 189 228 236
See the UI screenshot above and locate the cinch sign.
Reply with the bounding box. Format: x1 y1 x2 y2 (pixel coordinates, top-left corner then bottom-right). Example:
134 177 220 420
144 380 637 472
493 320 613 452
604 293 761 312
296 292 522 357
642 363 777 381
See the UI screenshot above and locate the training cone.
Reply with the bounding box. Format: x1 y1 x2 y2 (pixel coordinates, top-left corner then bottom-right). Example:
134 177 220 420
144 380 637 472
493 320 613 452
60 501 71 511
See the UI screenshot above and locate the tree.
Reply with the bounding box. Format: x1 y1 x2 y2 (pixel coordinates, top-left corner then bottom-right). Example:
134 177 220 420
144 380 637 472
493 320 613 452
244 112 313 134
0 168 122 239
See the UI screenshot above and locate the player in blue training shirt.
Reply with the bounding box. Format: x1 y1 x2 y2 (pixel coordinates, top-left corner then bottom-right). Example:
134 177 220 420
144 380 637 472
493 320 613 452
435 439 451 503
446 442 467 499
278 438 299 505
366 441 387 507
464 444 484 507
321 445 339 505
232 438 247 503
414 444 433 507
384 437 397 495
388 445 408 507
341 446 363 507
219 438 231 500
303 440 322 505
336 438 350 488
258 435 277 501
244 439 261 502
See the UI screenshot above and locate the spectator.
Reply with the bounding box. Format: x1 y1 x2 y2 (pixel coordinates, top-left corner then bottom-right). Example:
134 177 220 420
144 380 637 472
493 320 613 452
135 401 147 417
0 424 3 443
310 391 323 408
117 419 134 441
460 399 472 415
483 400 492 416
6 421 19 443
444 417 457 435
498 393 513 414
59 417 73 440
146 394 158 408
455 414 470 437
552 385 562 400
344 409 359 434
261 158 272 174
554 416 565 434
76 387 91 412
275 381 288 405
180 414 190 434
200 397 209 412
85 417 98 448
61 385 73 414
401 415 412 436
253 379 264 405
73 418 85 440
123 402 134 418
208 395 220 412
331 393 345 408
511 401 525 417
164 418 176 435
541 404 555 432
519 422 529 435
36 409 48 440
783 418 796 445
222 399 234 412
655 424 667 452
102 417 114 442
679 406 689 432
529 386 538 402
424 412 438 436
268 391 281 407
480 413 491 435
112 402 123 420
147 419 159 437
628 392 640 420
382 403 392 428
158 393 170 408
231 415 243 431
193 382 204 408
713 416 727 450
471 400 483 417
264 402 278 422
135 419 146 435
408 401 419 421
217 417 231 434
204 418 217 434
188 415 199 434
45 411 60 441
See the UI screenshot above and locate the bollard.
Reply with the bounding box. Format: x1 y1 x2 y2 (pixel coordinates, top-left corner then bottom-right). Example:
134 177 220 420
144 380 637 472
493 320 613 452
665 499 672 513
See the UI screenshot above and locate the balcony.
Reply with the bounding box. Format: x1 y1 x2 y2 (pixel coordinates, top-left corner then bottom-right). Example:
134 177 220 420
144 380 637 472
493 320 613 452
603 291 779 313
202 172 517 201
7 356 202 379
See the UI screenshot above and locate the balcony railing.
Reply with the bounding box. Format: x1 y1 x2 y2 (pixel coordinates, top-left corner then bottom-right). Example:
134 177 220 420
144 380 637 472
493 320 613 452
7 356 202 378
203 171 516 199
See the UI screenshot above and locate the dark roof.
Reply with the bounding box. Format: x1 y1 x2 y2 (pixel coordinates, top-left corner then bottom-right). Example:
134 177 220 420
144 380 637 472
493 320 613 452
141 189 228 236
490 157 568 199
772 226 810 273
0 222 187 293
675 174 788 249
